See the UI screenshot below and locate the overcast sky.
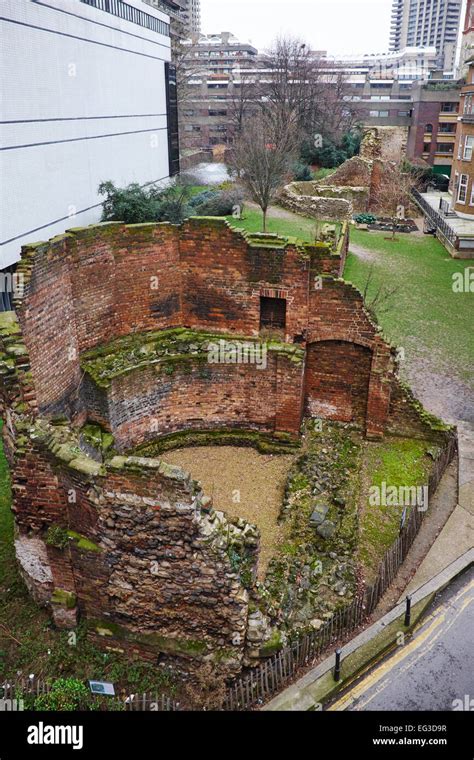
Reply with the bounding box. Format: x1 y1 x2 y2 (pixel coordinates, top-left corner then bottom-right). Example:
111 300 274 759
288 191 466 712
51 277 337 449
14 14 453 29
200 0 394 56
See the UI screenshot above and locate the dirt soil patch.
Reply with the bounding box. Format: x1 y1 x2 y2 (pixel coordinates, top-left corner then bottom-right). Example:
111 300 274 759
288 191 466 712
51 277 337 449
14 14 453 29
164 446 296 577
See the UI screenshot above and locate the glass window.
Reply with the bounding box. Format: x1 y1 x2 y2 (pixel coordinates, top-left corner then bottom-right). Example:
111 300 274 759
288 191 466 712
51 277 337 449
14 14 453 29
458 174 468 203
436 143 454 154
463 136 474 160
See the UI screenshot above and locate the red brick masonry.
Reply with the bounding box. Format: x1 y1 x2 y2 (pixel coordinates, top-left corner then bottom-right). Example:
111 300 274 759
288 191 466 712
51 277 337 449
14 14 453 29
0 218 449 672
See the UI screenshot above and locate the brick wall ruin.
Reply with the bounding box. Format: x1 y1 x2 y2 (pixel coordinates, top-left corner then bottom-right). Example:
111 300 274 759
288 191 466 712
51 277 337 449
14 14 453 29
281 127 412 221
0 218 449 673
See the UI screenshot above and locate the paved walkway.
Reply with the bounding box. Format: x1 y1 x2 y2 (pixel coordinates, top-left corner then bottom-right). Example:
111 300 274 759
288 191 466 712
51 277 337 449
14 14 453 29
403 422 474 597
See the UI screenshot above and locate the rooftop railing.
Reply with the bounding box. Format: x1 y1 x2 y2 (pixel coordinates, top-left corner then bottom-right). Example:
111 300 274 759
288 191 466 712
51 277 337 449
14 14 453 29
80 0 170 36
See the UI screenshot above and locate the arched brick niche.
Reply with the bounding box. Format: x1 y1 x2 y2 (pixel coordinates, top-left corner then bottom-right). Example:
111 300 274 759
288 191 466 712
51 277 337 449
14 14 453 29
305 340 373 424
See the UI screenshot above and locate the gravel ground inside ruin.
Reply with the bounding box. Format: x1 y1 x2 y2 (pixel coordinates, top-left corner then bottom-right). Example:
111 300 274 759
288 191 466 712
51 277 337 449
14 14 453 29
164 446 296 577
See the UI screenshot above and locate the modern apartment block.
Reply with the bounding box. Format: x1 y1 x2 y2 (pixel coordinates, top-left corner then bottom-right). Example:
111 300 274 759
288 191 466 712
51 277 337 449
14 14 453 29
0 0 178 281
181 33 259 148
330 46 440 127
144 0 200 36
406 76 460 175
179 40 451 152
389 0 463 72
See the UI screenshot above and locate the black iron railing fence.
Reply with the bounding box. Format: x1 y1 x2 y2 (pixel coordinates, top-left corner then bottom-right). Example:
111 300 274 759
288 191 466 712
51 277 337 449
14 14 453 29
411 188 457 248
80 0 170 36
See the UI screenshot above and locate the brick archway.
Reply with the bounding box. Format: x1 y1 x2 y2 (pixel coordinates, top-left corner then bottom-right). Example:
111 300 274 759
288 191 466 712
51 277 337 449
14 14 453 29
304 340 373 426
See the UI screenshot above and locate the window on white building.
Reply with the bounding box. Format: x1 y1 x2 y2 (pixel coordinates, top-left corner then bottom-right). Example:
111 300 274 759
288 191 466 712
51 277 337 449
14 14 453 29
458 174 469 204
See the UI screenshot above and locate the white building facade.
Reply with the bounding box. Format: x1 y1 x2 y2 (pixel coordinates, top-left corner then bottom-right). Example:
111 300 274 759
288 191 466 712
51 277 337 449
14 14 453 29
1 0 176 271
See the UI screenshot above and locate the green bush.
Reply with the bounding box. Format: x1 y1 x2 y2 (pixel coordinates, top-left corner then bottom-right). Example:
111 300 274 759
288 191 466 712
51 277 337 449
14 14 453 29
355 213 377 225
188 190 217 209
98 180 194 225
35 678 92 711
292 161 313 181
300 127 362 168
192 188 244 217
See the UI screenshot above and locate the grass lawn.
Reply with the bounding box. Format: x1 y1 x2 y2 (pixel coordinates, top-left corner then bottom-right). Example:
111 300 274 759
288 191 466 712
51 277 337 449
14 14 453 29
344 228 474 386
312 167 337 181
359 438 434 581
226 207 317 242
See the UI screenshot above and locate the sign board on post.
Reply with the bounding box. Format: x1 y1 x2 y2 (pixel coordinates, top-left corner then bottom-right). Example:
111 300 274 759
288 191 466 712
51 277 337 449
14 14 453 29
89 681 115 696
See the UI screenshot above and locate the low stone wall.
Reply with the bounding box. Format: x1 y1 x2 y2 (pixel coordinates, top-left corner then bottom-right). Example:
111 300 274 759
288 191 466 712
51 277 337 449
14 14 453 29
280 180 370 217
279 184 354 220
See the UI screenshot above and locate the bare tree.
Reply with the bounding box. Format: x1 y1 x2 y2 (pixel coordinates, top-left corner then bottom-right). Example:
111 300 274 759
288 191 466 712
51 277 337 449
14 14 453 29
229 110 299 232
263 37 355 149
227 69 260 139
313 71 357 143
362 265 401 316
263 36 322 132
372 162 421 240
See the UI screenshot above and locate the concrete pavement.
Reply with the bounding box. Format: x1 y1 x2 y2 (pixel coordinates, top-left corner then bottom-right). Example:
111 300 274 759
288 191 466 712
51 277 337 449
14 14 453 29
404 421 474 596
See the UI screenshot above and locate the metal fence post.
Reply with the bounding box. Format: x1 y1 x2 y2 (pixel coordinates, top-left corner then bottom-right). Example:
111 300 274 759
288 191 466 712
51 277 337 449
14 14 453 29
334 648 342 682
404 595 412 627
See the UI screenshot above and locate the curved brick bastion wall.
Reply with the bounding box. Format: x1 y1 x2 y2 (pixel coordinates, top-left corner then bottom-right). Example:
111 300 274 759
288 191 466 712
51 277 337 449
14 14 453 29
0 218 454 674
11 217 396 442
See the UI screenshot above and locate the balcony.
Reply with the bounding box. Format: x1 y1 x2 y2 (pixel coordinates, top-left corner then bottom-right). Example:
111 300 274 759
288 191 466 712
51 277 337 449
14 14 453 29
80 0 171 35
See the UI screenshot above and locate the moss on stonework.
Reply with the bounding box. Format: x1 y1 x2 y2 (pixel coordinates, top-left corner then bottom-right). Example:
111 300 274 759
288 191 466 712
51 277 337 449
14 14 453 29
397 380 453 433
259 422 362 631
67 530 102 553
0 312 21 335
68 457 105 477
132 428 300 457
45 525 69 550
88 619 209 657
80 327 305 387
51 588 77 609
64 223 122 240
259 629 284 657
81 423 115 454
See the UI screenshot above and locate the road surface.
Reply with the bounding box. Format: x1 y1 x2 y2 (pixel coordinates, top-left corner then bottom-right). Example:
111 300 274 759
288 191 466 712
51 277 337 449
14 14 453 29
327 567 474 711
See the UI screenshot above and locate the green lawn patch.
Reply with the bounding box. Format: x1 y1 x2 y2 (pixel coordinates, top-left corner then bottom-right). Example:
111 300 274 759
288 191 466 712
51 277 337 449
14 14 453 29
344 228 474 386
358 437 434 581
226 208 316 243
312 167 337 181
